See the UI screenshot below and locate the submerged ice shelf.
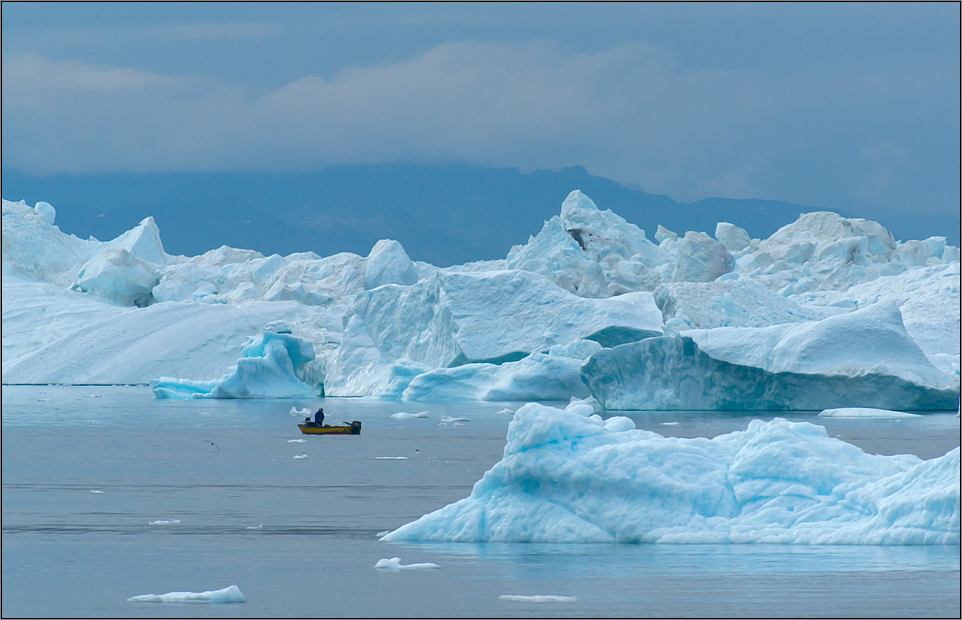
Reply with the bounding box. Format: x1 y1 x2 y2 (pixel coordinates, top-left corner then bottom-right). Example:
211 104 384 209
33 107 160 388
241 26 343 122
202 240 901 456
382 401 961 544
2 189 959 410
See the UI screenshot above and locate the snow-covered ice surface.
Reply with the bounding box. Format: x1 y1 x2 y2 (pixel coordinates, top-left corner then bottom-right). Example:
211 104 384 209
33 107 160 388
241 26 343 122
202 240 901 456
383 401 960 544
3 190 958 409
127 585 246 604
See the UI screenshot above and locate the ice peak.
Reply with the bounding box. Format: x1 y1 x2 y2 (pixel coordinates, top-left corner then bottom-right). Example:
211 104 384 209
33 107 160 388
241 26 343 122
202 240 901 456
560 190 600 219
109 215 169 266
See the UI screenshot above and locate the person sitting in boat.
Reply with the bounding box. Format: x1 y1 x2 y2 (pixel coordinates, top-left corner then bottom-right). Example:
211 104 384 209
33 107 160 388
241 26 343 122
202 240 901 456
314 408 325 426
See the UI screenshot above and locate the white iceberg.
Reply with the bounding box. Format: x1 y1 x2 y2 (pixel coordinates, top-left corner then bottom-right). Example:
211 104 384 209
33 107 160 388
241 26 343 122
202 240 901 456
506 190 666 297
671 231 735 283
715 222 751 252
3 192 958 406
374 557 439 570
382 402 960 544
325 269 663 397
390 411 430 419
127 585 246 604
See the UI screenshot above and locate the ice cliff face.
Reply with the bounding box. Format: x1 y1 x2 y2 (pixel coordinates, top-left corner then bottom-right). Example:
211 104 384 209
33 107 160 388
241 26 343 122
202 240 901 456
382 401 960 544
2 191 959 408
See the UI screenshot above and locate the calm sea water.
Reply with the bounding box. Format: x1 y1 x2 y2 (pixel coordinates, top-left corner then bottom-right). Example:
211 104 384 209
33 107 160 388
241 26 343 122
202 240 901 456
2 386 959 618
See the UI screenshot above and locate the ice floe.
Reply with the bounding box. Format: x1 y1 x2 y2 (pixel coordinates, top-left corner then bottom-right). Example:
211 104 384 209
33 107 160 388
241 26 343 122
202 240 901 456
818 408 921 418
374 557 440 570
382 401 960 544
390 411 430 419
127 585 246 604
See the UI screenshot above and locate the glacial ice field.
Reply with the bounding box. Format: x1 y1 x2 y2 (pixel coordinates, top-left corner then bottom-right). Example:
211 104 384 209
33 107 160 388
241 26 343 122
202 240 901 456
3 190 958 412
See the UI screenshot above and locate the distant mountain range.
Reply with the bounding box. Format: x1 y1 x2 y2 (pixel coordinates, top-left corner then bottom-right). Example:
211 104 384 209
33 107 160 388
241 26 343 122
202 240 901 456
3 164 958 266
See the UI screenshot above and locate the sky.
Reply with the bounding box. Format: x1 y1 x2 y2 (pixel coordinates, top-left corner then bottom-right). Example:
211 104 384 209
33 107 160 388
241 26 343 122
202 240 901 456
2 2 959 220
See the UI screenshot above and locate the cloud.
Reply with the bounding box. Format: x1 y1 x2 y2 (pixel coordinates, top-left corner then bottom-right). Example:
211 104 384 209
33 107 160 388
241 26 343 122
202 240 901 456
1 41 957 214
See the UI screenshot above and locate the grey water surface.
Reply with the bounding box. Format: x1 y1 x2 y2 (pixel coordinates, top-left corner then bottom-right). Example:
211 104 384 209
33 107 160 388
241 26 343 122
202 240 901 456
2 386 959 618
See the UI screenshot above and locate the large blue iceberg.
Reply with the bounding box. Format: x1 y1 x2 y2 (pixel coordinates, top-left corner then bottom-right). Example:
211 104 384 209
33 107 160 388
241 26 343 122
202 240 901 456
581 303 959 411
383 401 960 544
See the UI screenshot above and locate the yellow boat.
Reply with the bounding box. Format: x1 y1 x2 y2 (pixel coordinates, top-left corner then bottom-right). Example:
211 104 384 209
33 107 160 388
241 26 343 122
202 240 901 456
298 419 362 435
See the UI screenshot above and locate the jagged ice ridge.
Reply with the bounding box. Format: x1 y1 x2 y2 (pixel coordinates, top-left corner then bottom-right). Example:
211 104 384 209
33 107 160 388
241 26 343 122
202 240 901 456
1 190 958 409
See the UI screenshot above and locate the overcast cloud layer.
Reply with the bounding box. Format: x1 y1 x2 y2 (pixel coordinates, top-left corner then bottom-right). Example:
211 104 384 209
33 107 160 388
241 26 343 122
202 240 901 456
2 3 959 219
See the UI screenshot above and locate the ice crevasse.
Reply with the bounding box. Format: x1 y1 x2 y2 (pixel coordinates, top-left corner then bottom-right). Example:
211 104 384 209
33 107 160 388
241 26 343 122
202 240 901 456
383 401 960 544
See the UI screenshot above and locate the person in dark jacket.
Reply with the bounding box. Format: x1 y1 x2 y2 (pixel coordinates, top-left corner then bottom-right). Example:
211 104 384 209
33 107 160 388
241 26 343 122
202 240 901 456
314 408 325 426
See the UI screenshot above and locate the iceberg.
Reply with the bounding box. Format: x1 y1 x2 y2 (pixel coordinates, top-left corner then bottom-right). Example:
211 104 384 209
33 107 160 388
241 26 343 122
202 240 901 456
671 231 735 283
382 402 960 544
152 331 317 399
373 557 439 570
400 354 589 402
654 278 832 332
324 269 662 397
3 192 958 407
499 595 577 603
127 585 246 604
582 303 959 411
506 190 666 297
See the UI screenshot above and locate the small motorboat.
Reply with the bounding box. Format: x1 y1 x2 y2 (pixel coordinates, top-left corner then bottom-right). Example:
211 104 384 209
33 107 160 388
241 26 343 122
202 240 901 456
298 418 362 435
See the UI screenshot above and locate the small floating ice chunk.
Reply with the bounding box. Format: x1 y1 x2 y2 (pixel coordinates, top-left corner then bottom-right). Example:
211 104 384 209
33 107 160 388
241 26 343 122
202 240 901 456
293 453 308 459
149 519 181 525
374 557 439 570
496 408 515 415
439 416 470 426
390 411 430 420
287 438 306 443
818 408 922 418
127 585 246 604
661 422 680 426
376 530 391 538
245 524 263 530
90 490 104 494
290 406 311 415
499 595 577 603
375 456 409 460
